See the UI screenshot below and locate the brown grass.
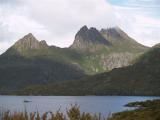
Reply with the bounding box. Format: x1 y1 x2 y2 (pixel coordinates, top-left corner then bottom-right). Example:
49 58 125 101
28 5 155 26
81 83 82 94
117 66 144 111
0 105 109 120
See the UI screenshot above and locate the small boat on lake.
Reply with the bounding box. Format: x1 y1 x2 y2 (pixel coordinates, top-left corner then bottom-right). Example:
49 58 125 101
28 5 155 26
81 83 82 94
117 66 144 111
23 100 31 103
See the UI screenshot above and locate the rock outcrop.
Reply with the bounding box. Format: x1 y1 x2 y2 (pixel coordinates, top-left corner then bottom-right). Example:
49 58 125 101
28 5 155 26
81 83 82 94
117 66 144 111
100 52 135 71
70 26 111 51
12 33 48 52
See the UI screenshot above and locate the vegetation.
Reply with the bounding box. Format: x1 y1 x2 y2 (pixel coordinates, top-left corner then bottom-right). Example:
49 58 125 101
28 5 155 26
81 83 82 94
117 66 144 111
0 100 160 120
0 54 85 91
125 99 160 108
109 99 160 120
0 105 108 120
18 45 160 96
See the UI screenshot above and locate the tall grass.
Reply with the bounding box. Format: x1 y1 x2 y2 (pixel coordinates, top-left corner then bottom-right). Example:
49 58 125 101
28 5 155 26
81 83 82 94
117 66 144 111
0 105 109 120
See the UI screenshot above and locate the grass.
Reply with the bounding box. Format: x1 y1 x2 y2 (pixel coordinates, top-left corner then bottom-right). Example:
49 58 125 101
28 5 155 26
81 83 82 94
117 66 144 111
0 105 109 120
1 99 160 120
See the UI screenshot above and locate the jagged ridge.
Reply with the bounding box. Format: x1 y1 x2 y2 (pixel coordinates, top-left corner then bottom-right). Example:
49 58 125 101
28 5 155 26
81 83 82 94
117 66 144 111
13 33 48 50
70 25 111 51
0 25 151 94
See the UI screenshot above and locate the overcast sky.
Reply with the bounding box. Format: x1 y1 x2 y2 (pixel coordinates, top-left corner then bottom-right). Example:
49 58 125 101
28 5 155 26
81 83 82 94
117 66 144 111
0 0 160 54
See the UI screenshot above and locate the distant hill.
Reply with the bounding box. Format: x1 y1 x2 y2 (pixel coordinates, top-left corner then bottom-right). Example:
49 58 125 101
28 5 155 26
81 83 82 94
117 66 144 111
0 26 149 93
21 44 160 96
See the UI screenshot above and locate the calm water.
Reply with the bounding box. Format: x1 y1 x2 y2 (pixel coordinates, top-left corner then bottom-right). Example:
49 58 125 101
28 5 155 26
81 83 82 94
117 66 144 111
0 96 159 116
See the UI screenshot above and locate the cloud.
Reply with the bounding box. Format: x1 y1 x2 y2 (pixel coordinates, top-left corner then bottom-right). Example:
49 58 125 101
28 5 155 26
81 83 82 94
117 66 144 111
0 2 50 52
0 0 160 54
109 0 160 46
25 0 117 45
0 0 118 54
129 15 160 46
0 0 20 4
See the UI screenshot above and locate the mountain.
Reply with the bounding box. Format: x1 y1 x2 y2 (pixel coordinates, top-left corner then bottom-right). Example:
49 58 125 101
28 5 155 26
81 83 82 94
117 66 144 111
12 33 48 50
153 43 160 48
100 27 147 52
0 34 85 92
71 26 147 53
22 44 160 96
70 25 111 52
4 26 147 74
69 26 148 73
0 25 150 94
5 33 48 56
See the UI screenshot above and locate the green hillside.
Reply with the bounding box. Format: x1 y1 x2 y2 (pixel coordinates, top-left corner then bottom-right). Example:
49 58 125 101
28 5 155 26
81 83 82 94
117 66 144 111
21 44 160 96
0 34 85 92
109 99 160 120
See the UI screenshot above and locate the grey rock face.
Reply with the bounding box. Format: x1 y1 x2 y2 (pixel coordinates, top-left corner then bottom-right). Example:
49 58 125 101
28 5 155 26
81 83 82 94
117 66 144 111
70 26 111 50
40 40 48 48
100 27 123 39
69 26 148 73
100 52 135 71
13 33 48 52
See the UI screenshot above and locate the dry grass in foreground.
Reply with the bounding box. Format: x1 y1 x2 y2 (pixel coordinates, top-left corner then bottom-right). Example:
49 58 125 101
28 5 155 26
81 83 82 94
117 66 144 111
1 99 160 120
0 105 109 120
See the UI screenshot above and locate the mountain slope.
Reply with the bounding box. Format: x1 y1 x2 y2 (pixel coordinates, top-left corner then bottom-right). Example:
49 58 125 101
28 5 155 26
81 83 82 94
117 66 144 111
12 33 48 51
0 34 85 92
22 44 160 96
100 27 147 52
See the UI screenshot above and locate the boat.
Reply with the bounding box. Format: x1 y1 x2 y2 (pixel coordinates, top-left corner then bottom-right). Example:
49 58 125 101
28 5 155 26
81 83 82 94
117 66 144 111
23 100 31 103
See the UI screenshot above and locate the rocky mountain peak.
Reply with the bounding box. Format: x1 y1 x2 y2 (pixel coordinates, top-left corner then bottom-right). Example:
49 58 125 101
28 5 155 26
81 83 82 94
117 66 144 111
100 27 125 38
79 25 88 32
23 33 35 39
12 33 48 52
70 25 111 50
100 27 148 52
40 40 48 47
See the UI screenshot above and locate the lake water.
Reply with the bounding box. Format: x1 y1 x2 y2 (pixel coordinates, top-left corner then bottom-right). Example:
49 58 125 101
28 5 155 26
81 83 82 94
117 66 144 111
0 96 159 116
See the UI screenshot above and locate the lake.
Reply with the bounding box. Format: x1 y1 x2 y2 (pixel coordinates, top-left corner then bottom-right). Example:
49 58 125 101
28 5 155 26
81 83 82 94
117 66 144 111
0 96 159 116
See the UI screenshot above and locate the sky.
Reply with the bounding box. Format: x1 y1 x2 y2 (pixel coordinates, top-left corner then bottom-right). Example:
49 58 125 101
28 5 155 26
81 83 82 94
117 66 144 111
0 0 160 54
